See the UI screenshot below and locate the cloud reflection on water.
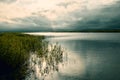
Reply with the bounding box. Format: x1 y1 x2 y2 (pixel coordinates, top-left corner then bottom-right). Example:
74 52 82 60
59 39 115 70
25 32 120 80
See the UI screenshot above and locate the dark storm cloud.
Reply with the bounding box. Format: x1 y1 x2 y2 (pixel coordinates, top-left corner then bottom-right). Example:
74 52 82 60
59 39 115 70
13 16 51 27
0 16 53 32
69 2 120 31
0 0 17 3
0 1 120 32
0 23 53 32
0 22 17 31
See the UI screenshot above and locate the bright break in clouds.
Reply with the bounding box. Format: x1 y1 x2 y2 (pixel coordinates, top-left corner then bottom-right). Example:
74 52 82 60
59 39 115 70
0 0 120 31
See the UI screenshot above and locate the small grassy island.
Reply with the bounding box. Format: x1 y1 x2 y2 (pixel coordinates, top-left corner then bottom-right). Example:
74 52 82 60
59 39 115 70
0 33 64 80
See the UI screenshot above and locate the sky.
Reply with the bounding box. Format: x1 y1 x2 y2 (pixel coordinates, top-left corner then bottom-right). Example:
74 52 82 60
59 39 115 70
0 0 120 32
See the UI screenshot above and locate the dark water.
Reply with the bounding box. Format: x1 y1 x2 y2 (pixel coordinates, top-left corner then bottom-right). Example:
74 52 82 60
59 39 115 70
44 33 120 80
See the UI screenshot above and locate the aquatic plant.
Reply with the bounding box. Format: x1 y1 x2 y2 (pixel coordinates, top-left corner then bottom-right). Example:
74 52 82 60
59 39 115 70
0 33 44 80
0 33 66 80
25 42 67 80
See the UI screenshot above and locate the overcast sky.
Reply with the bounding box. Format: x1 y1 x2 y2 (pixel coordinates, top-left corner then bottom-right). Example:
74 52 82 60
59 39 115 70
0 0 120 32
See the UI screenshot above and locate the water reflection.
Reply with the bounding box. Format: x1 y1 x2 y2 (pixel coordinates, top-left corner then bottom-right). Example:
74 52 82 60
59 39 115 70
25 43 68 80
45 33 120 80
26 33 120 80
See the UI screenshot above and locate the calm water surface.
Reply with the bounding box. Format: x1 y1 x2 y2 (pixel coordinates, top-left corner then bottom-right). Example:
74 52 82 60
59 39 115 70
28 33 120 80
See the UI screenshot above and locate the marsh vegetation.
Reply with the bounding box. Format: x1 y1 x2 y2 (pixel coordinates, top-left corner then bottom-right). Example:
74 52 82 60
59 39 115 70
0 33 65 80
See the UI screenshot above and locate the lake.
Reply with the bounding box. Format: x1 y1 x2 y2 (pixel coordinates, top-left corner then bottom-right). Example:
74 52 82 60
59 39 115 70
27 32 120 80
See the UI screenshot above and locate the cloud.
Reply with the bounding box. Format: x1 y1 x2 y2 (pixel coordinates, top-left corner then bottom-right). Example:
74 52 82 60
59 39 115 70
0 0 17 3
39 0 119 29
57 1 77 8
0 15 53 32
12 15 51 26
0 0 118 22
68 2 120 30
0 0 119 32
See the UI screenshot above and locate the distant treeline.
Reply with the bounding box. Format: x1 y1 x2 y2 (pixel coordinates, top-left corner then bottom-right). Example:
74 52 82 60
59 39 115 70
51 29 120 33
0 33 44 80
